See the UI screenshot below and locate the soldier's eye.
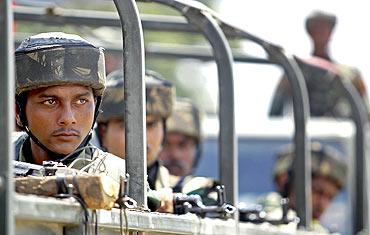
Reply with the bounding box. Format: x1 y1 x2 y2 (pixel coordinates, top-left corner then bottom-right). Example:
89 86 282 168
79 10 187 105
146 121 158 129
43 99 56 105
77 99 88 105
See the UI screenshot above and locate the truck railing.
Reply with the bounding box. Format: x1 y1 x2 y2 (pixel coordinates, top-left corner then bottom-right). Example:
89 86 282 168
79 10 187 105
14 193 327 235
294 58 370 234
214 21 312 228
139 0 237 206
0 0 15 234
339 72 369 235
113 0 148 209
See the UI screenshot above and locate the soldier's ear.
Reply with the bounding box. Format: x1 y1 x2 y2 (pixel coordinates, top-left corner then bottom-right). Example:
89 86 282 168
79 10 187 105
15 104 23 128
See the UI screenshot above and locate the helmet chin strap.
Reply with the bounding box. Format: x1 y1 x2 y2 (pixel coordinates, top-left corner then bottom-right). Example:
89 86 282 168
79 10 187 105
17 96 102 164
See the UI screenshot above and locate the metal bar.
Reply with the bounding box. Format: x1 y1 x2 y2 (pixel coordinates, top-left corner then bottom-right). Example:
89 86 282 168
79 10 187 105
222 23 312 227
13 5 247 38
146 0 237 206
14 5 195 31
280 55 311 229
0 0 15 234
113 0 147 208
336 78 369 234
145 44 273 64
14 37 274 64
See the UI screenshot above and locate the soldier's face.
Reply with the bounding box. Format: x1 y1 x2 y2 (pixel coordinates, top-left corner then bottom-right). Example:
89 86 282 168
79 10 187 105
101 119 125 158
146 115 164 167
289 175 339 220
159 133 197 176
25 85 95 156
311 175 339 219
308 21 333 46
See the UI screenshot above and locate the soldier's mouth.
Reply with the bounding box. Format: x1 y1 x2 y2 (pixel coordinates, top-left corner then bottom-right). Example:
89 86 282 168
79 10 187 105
52 128 80 137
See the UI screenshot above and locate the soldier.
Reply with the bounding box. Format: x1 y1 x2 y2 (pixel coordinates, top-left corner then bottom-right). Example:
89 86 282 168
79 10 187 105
269 10 369 118
159 98 201 177
158 98 221 205
14 32 125 183
95 69 174 189
94 69 175 212
261 142 347 232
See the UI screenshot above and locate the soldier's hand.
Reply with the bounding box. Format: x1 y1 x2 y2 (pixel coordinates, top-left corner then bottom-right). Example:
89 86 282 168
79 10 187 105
155 187 174 213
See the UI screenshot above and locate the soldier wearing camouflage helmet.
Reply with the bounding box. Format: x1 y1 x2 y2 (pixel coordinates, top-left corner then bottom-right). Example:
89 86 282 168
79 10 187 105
14 32 125 183
260 142 347 231
158 98 222 206
270 10 369 118
95 69 175 191
159 98 202 177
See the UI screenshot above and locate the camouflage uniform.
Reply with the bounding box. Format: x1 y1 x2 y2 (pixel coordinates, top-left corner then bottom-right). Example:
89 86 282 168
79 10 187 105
95 69 175 191
259 142 347 232
14 32 125 184
269 57 370 119
270 11 369 119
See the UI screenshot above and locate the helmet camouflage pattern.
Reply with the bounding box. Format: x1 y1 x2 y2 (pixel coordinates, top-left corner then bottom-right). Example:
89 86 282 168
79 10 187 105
145 70 175 119
15 32 106 96
98 69 175 123
166 98 201 142
305 10 337 33
273 142 347 188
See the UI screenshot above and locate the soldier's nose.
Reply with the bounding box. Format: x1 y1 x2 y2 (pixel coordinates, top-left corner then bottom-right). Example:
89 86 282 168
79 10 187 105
58 104 77 126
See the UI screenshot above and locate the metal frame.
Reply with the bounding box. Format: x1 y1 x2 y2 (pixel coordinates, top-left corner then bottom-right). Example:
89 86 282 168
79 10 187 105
336 78 369 234
138 0 237 206
0 0 15 234
113 0 147 208
217 23 312 227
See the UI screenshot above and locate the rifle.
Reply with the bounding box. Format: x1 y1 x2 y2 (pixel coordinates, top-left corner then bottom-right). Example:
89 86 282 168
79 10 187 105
239 198 299 225
173 185 236 219
13 160 75 177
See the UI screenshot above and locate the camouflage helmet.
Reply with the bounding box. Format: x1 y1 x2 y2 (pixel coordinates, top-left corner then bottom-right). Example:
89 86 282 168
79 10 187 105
145 70 175 119
273 142 347 188
15 32 106 96
98 69 175 122
305 10 337 33
166 98 201 142
97 69 125 123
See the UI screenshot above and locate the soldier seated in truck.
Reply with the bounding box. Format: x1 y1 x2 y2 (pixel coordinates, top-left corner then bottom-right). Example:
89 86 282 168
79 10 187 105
14 32 126 183
260 142 347 232
158 98 221 205
94 69 175 212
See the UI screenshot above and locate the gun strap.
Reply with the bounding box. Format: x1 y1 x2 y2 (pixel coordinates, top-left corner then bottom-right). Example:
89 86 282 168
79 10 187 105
56 176 68 194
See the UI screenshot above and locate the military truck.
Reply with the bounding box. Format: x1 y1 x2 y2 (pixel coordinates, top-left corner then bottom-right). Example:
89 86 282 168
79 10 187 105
2 0 369 234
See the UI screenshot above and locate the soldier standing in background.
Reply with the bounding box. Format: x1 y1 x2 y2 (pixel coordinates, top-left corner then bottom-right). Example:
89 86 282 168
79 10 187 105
269 10 369 118
14 32 126 183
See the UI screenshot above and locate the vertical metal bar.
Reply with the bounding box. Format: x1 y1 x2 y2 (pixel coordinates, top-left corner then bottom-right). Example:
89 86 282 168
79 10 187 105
148 0 237 206
0 0 15 234
280 55 311 229
337 78 369 234
189 11 237 206
113 0 147 208
224 25 312 227
268 50 311 228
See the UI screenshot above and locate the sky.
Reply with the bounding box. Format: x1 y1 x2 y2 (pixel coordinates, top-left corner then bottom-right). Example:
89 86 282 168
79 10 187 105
199 0 370 130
